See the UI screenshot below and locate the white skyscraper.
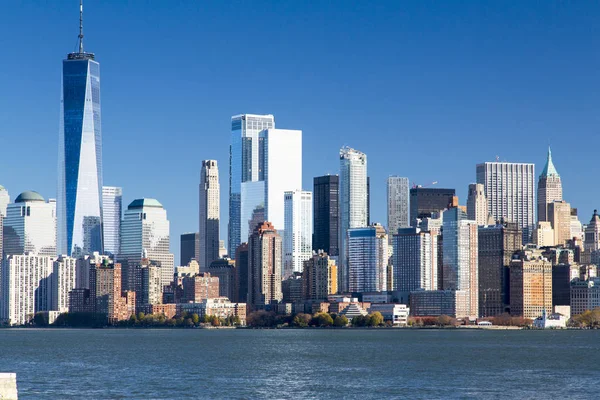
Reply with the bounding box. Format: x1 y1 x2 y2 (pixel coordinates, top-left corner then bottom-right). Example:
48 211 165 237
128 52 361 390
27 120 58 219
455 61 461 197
347 224 387 293
1 254 55 325
476 162 535 243
199 160 220 272
387 176 409 241
467 183 488 226
0 185 10 217
119 199 174 289
3 191 56 257
339 146 368 293
102 186 122 256
283 190 313 278
50 255 77 312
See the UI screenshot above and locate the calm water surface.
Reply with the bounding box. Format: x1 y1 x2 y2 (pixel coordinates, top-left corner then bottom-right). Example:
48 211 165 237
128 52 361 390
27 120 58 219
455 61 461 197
0 328 598 399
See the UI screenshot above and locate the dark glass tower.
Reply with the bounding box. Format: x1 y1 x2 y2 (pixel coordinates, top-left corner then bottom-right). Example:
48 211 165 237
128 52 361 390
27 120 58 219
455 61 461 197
312 175 339 256
409 188 455 226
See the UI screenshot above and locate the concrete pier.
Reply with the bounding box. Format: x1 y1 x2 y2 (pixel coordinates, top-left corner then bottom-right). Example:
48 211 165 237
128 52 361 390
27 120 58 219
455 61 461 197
0 373 18 399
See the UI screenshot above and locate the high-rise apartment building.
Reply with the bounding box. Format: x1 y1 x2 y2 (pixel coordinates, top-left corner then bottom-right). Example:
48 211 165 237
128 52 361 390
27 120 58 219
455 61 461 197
442 207 479 318
537 148 562 223
208 258 237 301
339 147 368 293
90 261 135 323
467 183 488 226
50 255 77 313
139 261 163 308
228 114 275 256
3 191 56 257
387 176 410 240
393 227 437 304
409 188 455 227
182 273 220 303
283 190 313 279
199 160 220 272
476 161 535 243
509 250 552 319
302 251 337 301
119 199 174 290
101 186 121 257
235 243 249 303
548 201 571 246
58 3 103 257
180 232 199 266
247 222 283 308
478 222 521 317
312 175 339 256
347 224 388 293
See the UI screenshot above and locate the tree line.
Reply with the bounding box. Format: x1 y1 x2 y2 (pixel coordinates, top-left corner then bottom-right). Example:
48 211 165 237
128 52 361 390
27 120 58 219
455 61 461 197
246 310 386 328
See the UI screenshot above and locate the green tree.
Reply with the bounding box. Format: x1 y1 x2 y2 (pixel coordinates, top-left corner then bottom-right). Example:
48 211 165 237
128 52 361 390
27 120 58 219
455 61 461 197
333 315 349 327
247 310 277 327
437 315 455 326
367 312 384 327
191 313 200 325
137 312 145 322
352 315 368 327
33 312 49 327
293 313 312 327
311 312 334 327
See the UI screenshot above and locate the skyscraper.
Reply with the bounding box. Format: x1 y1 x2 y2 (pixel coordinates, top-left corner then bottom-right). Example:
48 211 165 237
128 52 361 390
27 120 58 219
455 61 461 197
584 210 600 264
548 200 571 246
58 2 103 257
312 175 339 256
302 251 338 301
0 185 10 217
537 147 562 223
467 183 488 226
180 232 198 266
102 186 122 257
283 190 313 279
476 161 535 243
247 222 283 308
51 255 78 313
3 191 56 257
339 147 368 293
347 224 387 293
409 188 455 227
119 199 174 290
228 114 275 256
199 160 220 272
387 176 410 240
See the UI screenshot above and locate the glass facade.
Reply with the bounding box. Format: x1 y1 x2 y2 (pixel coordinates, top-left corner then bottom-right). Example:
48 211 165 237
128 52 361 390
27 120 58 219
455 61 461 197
409 188 455 227
283 190 313 278
347 225 387 293
387 176 410 240
58 54 103 257
312 175 339 256
102 186 122 256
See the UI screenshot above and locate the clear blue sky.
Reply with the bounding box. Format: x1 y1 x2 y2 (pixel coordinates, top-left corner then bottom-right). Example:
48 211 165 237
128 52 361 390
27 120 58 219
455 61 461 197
1 1 599 263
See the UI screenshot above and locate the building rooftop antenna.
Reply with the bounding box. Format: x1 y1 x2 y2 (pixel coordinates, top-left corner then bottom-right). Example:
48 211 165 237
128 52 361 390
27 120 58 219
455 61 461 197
78 0 84 54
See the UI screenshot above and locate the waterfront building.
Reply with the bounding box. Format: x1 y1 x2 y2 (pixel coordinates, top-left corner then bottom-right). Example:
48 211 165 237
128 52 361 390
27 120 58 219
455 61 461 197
90 261 135 323
409 289 470 318
119 199 174 290
3 191 56 256
180 232 199 266
228 114 275 255
367 303 410 325
177 297 247 326
339 303 368 321
339 147 368 292
509 250 553 319
235 243 249 303
387 176 410 241
312 175 339 256
50 255 77 312
476 161 535 243
393 227 437 304
302 251 338 301
0 255 55 325
467 183 488 226
533 221 555 247
347 224 388 293
68 288 93 313
102 186 122 257
409 187 455 227
139 261 163 307
478 222 522 317
248 222 283 308
283 190 313 278
207 257 237 301
182 273 220 303
537 148 562 223
199 160 220 272
570 277 600 315
58 3 103 257
548 201 571 246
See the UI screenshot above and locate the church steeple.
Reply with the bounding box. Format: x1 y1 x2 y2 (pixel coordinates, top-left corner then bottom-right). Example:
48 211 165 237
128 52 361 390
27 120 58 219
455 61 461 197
540 146 559 178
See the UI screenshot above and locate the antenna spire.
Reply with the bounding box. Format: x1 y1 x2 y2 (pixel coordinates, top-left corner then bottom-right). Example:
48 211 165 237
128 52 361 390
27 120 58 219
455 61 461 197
78 0 84 54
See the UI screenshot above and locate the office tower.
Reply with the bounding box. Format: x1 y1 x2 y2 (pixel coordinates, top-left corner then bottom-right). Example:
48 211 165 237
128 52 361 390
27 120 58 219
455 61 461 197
533 221 555 247
537 147 562 222
393 227 436 304
478 222 522 317
387 177 410 240
180 232 199 266
58 3 103 257
476 161 535 243
312 175 339 256
119 199 174 290
3 191 56 256
101 186 121 257
283 190 313 279
409 188 456 227
467 183 488 226
570 208 583 243
442 207 479 318
208 258 237 301
510 249 552 319
302 251 338 301
0 185 9 216
228 114 275 256
247 222 282 308
235 243 249 303
90 261 135 323
548 200 571 246
347 224 387 293
339 147 368 292
199 160 220 272
50 255 77 312
584 210 600 264
1 255 55 325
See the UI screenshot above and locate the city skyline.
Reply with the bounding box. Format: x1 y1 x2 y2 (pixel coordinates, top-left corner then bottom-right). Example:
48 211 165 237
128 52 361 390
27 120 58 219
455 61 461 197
1 3 599 263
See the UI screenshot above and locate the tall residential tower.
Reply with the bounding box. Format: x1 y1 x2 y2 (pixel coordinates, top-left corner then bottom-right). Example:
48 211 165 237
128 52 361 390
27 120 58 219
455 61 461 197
102 186 122 257
387 176 410 239
199 160 220 271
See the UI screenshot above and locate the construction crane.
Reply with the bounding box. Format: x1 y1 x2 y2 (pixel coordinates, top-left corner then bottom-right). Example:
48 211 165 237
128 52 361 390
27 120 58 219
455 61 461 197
412 181 438 189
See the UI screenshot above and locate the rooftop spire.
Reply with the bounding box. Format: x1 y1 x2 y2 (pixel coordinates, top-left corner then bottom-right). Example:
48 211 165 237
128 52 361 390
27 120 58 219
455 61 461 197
540 146 559 178
78 0 84 54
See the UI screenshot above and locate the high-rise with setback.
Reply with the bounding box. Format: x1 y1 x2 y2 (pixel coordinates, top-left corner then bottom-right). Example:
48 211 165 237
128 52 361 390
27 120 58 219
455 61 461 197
537 148 562 223
199 160 220 271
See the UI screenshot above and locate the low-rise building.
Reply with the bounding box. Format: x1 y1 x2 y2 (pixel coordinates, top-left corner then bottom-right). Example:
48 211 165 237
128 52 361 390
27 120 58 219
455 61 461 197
570 277 600 315
368 303 410 325
177 297 246 325
140 303 177 319
409 290 470 318
533 310 568 329
339 303 368 321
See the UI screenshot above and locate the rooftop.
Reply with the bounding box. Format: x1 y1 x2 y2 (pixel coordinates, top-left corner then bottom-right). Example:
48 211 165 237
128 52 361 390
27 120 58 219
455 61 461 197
540 147 559 178
128 198 163 209
15 191 45 203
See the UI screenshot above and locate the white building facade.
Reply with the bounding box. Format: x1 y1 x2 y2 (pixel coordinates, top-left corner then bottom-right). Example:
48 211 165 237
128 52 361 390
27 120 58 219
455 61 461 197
283 190 313 278
102 186 122 257
199 160 220 272
51 255 77 312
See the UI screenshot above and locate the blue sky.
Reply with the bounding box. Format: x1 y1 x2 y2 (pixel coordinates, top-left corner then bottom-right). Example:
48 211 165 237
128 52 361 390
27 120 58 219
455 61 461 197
1 1 599 262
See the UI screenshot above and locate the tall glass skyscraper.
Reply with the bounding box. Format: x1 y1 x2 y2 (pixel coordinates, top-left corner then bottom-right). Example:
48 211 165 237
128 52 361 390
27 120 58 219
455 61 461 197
229 114 275 256
102 186 122 257
387 176 409 241
58 3 103 257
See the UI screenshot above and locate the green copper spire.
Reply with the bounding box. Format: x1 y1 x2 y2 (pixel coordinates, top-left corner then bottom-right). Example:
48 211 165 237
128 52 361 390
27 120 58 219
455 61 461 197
540 147 559 177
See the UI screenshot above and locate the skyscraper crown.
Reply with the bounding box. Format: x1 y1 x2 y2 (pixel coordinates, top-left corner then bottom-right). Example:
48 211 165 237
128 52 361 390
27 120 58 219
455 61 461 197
540 147 559 178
